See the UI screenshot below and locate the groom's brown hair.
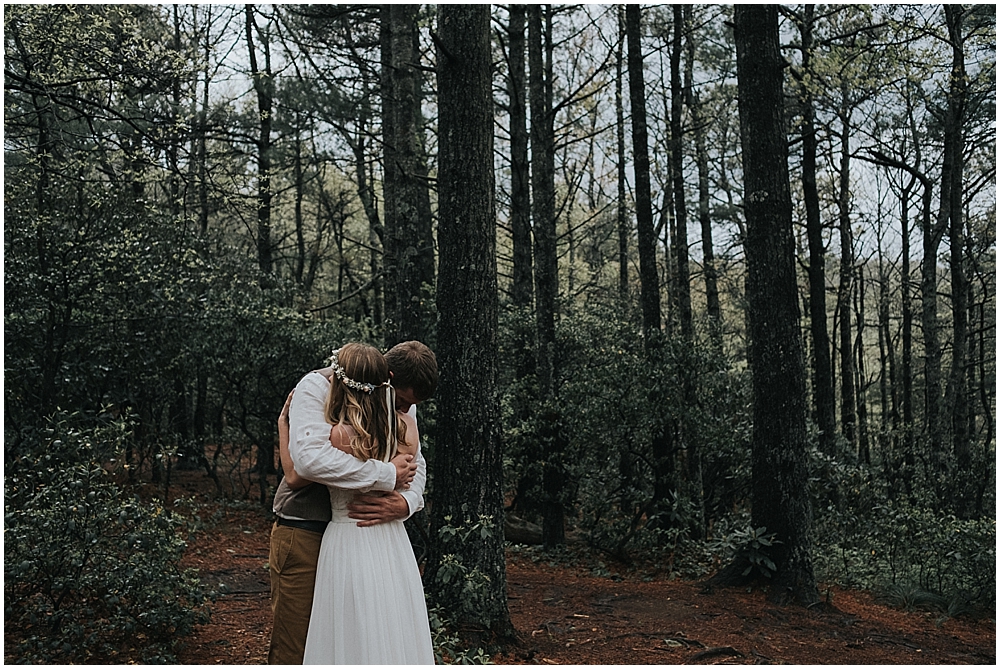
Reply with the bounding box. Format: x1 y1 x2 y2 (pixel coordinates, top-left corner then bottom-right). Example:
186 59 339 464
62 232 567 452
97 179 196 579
385 341 438 402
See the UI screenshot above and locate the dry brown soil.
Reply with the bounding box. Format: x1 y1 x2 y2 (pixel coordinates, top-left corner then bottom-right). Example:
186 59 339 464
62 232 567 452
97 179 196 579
172 470 995 666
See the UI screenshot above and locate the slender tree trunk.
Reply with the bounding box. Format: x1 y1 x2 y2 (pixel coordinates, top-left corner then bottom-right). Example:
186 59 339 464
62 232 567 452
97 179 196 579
876 248 898 458
866 147 929 495
943 5 970 480
294 121 306 285
670 4 693 341
627 4 674 531
836 95 856 454
246 4 273 287
197 6 211 235
678 4 704 539
798 5 837 454
855 269 870 464
690 87 721 345
724 4 818 606
508 5 533 312
615 5 629 304
900 179 915 486
625 5 661 338
528 4 565 548
427 3 513 643
169 5 183 221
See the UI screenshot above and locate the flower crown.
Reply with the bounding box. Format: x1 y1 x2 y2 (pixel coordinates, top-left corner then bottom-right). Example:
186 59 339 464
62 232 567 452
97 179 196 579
330 348 387 394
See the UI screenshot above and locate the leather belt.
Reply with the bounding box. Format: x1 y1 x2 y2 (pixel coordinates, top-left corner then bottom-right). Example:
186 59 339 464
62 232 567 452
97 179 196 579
277 517 328 533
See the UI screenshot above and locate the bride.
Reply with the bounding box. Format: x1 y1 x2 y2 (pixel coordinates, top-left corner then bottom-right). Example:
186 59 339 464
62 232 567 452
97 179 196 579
299 343 434 664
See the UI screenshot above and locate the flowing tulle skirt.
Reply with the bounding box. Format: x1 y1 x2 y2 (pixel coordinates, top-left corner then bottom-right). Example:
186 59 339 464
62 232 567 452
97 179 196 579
302 492 434 665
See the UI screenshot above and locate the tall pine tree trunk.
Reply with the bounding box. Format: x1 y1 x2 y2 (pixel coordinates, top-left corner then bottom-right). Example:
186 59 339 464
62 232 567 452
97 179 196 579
426 3 513 643
836 92 856 453
722 4 818 606
626 4 673 528
615 5 629 304
625 5 661 339
528 4 565 548
507 5 533 312
798 5 837 454
245 4 273 287
943 5 970 483
669 5 693 341
381 4 435 345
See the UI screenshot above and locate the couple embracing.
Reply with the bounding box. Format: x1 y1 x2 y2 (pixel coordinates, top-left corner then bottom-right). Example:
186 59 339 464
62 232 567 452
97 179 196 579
268 341 438 664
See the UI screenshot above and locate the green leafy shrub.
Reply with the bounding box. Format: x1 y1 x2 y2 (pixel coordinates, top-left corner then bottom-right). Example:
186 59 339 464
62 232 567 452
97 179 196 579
4 412 208 663
429 514 499 627
811 447 996 612
428 606 492 665
500 307 751 564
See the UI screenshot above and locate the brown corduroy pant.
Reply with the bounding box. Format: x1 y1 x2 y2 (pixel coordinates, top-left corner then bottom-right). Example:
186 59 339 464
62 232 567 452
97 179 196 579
267 522 324 665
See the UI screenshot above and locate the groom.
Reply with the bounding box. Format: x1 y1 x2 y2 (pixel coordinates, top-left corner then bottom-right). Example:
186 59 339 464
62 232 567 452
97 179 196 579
268 340 438 665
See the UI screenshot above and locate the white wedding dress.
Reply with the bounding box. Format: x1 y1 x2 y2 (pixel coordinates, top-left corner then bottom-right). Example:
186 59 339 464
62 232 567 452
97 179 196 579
302 486 435 665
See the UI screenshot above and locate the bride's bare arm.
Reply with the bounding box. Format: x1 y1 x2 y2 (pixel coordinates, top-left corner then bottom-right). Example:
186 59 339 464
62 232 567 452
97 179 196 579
278 392 309 489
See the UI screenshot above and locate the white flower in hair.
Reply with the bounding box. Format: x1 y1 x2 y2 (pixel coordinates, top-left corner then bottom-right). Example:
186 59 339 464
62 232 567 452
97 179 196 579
330 348 379 394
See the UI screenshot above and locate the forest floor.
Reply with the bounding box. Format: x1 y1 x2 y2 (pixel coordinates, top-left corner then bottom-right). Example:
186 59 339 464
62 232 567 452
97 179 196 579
168 469 995 666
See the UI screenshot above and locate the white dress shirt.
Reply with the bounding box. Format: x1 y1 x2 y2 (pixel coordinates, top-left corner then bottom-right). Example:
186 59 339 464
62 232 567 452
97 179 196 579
288 370 426 518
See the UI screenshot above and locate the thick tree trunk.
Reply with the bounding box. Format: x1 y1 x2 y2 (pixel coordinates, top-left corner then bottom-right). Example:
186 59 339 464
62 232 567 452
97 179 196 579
528 5 556 395
381 4 435 345
725 4 819 606
427 3 513 644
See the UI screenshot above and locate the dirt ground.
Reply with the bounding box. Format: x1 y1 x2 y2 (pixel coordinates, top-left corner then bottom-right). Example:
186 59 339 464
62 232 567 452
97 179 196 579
174 476 995 666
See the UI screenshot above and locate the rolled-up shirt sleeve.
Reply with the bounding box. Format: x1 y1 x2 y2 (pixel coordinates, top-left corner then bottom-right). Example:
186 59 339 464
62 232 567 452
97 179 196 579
399 404 426 518
288 371 396 492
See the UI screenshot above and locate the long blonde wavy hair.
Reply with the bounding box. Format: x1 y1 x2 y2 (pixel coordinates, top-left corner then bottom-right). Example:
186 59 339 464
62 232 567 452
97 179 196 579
324 342 407 461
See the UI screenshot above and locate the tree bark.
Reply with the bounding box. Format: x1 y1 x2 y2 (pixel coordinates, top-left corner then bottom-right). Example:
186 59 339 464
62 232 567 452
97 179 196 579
625 4 662 338
943 5 970 479
528 4 565 548
381 4 435 345
727 4 819 606
245 4 274 287
427 3 513 644
615 5 629 304
797 5 837 455
670 4 693 341
507 5 533 312
836 86 856 454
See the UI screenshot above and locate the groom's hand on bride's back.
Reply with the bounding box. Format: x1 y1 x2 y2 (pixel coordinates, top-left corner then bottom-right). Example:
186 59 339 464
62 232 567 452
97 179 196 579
347 491 410 526
391 452 417 489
